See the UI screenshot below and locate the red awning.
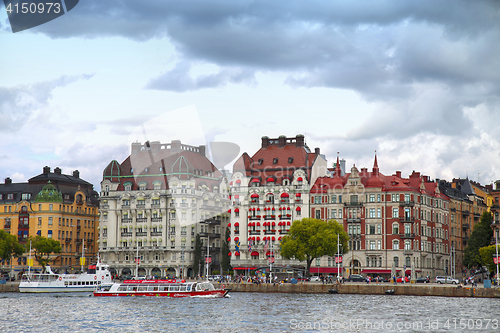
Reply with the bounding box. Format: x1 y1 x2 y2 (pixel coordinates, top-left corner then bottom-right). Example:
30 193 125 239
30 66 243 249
251 178 260 183
272 236 275 241
272 222 276 226
267 177 274 182
234 195 239 199
251 193 259 198
251 251 259 256
287 222 291 226
281 192 289 198
229 181 233 185
233 267 257 270
236 179 241 184
266 251 272 256
234 222 239 227
234 208 239 213
228 209 231 213
228 223 231 227
295 193 301 197
235 252 240 256
309 267 340 274
234 237 239 242
287 207 290 210
256 237 260 241
278 237 282 241
361 269 393 274
297 177 303 181
296 207 301 211
256 222 261 226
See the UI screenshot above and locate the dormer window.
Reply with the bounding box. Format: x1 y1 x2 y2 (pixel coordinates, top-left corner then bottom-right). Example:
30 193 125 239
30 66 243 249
288 157 294 164
144 168 148 173
258 159 263 165
273 158 278 164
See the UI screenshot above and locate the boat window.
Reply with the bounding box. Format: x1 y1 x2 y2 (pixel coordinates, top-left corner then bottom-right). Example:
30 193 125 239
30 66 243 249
64 281 68 286
179 286 187 292
147 286 156 291
127 286 135 291
169 286 179 292
118 286 127 291
138 286 148 291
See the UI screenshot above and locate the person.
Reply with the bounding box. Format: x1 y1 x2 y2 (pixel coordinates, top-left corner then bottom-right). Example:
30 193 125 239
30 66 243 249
393 275 397 285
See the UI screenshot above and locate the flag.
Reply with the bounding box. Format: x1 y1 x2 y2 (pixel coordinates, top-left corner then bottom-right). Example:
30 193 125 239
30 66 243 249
235 240 240 253
264 239 268 253
80 257 86 266
248 239 253 252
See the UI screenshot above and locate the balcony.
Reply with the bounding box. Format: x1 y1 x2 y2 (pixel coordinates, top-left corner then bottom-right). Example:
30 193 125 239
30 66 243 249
199 232 220 239
65 238 72 243
279 230 289 235
347 218 361 223
462 211 470 216
462 223 470 229
121 232 132 237
249 231 260 235
201 247 221 253
400 217 415 223
264 215 276 220
249 215 261 220
399 201 415 207
136 218 147 223
344 201 363 207
450 207 456 212
151 232 162 237
151 218 162 223
122 218 132 223
264 230 276 235
400 233 415 239
75 238 82 243
136 232 147 237
4 223 11 229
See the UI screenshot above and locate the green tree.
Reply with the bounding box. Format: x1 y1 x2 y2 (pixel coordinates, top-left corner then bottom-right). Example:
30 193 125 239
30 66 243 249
30 236 62 270
280 218 349 276
479 244 499 275
463 211 494 269
193 234 202 277
220 227 232 275
0 230 25 263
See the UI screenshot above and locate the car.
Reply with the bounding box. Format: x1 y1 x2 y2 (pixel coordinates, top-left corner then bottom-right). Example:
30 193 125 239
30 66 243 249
416 277 430 283
309 276 321 282
435 276 460 284
371 276 387 283
396 276 410 283
346 274 365 282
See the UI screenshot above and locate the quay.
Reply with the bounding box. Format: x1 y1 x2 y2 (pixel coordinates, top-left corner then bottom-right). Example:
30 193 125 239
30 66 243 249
224 282 500 298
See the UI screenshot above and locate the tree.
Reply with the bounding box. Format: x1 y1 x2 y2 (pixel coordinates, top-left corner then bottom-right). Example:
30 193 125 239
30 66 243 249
30 236 62 270
280 218 349 276
0 230 24 263
479 244 499 276
193 234 202 277
220 227 232 275
464 211 493 269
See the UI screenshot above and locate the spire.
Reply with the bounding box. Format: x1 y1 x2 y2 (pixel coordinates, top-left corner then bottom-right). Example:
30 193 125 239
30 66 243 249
372 150 379 175
335 152 341 177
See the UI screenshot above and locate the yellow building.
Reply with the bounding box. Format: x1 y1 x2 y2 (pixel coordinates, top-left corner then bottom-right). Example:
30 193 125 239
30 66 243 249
0 167 99 278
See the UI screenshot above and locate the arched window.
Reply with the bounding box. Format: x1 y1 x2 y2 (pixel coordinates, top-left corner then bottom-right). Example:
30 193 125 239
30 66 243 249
392 223 399 235
392 239 399 250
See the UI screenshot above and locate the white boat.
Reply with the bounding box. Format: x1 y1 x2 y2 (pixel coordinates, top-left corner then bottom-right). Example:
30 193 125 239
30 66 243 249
19 260 113 293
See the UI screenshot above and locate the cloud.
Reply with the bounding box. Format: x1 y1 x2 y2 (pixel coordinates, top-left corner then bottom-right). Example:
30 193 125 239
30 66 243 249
0 74 93 132
145 62 256 92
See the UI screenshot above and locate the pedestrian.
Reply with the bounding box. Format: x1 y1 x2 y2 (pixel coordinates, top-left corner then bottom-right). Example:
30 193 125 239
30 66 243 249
393 275 397 285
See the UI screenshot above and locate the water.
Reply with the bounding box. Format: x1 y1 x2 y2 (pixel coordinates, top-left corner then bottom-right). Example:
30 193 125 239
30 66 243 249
1 292 499 332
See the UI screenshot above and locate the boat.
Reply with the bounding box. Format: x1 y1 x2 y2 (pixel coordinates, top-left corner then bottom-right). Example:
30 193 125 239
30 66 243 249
93 279 229 298
385 289 396 295
19 259 113 293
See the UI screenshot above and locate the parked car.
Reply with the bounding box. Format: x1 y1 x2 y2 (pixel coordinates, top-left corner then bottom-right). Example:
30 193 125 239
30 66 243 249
346 274 365 282
308 276 321 282
435 276 460 284
416 277 430 283
396 276 410 283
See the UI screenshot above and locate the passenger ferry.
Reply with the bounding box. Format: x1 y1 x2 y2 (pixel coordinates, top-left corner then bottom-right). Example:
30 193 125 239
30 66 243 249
19 260 113 293
93 279 229 298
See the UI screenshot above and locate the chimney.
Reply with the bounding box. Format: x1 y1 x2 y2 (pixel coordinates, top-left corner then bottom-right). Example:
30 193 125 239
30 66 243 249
198 145 206 157
278 135 286 148
171 140 182 153
261 136 270 149
314 147 320 155
395 171 402 178
73 170 80 178
295 134 305 147
5 177 12 185
150 141 160 153
43 166 51 174
131 142 141 155
54 167 62 175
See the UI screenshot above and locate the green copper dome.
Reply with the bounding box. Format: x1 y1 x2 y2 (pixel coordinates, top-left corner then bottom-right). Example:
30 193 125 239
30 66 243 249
34 181 63 203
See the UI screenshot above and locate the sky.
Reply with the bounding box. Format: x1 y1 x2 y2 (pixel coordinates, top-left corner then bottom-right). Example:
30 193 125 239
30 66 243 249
1 0 500 191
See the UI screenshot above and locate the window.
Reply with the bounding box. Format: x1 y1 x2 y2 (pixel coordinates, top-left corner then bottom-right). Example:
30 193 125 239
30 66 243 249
315 210 321 219
258 159 263 165
139 182 147 191
369 208 375 218
404 241 411 250
7 194 13 200
392 223 399 235
338 209 342 219
338 195 342 203
331 209 336 219
48 217 53 226
392 194 398 202
288 157 294 164
377 194 381 202
377 240 381 250
393 256 399 267
405 256 411 267
331 195 336 204
377 208 381 218
370 241 376 250
369 225 375 235
21 193 31 200
122 200 130 206
369 194 375 202
38 217 42 226
392 208 399 218
273 158 278 164
377 225 381 234
154 182 161 190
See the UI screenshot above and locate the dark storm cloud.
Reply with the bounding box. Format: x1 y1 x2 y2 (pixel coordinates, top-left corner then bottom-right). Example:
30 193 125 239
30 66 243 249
145 62 256 92
0 74 93 132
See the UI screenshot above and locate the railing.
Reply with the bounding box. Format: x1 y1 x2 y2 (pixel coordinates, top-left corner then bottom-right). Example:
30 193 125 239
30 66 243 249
65 238 72 242
264 230 276 235
399 201 415 206
344 202 363 207
400 233 415 239
136 218 147 223
347 218 361 223
121 232 132 237
4 223 11 229
151 232 162 236
151 218 162 223
462 211 470 216
400 217 415 223
122 218 132 223
462 223 470 229
136 232 147 237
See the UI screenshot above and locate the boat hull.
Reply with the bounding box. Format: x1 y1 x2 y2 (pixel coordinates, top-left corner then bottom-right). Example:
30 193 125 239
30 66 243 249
93 289 229 298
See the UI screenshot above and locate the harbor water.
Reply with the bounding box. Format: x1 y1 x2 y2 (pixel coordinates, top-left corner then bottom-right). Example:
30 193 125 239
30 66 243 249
1 292 499 332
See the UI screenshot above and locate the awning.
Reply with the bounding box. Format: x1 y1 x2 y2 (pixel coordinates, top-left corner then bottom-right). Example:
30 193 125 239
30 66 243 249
233 267 257 270
234 222 239 227
228 223 231 227
234 208 239 213
251 178 260 183
281 192 289 198
297 177 303 181
295 193 301 197
267 177 274 182
251 251 259 256
361 269 393 274
251 193 259 198
309 267 340 274
236 179 241 184
296 207 301 211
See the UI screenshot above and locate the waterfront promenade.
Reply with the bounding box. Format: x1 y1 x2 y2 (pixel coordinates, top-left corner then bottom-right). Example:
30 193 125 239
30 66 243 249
3 280 499 298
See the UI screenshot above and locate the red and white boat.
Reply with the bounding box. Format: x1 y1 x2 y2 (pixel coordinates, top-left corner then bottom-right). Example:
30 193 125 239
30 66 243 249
93 279 229 298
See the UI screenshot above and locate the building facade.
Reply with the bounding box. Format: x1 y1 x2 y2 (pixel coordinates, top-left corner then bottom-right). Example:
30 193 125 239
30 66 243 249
228 135 328 275
99 140 230 278
310 155 451 279
0 167 99 277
